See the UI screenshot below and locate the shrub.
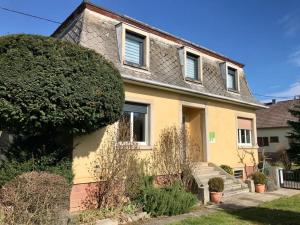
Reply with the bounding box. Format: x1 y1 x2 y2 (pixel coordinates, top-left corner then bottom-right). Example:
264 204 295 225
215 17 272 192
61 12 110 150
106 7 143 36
208 177 224 192
0 157 73 187
220 164 234 175
86 122 138 209
141 181 197 216
124 159 147 201
0 34 124 136
252 171 267 185
0 172 70 225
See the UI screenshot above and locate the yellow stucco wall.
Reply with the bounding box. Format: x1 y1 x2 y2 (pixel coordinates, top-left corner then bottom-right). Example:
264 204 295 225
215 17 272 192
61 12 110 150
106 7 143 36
72 83 258 184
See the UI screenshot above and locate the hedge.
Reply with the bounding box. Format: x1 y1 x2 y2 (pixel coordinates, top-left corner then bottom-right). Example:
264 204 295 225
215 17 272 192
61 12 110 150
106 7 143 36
0 34 124 135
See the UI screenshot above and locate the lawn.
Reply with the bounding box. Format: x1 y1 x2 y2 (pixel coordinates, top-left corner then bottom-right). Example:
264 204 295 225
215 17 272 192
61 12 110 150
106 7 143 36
170 194 300 225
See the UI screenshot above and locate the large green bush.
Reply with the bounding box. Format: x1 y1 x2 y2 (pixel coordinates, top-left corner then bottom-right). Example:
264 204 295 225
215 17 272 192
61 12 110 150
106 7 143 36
0 34 124 136
140 180 197 216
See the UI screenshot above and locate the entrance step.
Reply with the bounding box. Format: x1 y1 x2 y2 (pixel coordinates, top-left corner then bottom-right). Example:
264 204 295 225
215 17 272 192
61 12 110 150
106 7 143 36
223 187 249 197
190 162 250 200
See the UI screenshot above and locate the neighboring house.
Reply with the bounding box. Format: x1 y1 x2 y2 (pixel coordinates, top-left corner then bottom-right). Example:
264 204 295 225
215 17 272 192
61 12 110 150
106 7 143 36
52 2 265 210
256 99 300 160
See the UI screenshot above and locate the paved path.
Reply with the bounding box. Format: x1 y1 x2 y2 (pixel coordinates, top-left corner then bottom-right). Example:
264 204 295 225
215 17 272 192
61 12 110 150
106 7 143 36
139 188 300 225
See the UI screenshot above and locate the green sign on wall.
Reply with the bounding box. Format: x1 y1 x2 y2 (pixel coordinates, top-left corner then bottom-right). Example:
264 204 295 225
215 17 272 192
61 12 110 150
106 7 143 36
209 131 215 143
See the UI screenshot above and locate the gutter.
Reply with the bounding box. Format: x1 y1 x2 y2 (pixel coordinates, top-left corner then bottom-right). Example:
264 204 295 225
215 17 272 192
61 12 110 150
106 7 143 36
122 74 267 109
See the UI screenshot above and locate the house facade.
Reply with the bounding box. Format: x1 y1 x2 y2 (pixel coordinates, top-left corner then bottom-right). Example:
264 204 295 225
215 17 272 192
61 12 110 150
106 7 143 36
52 2 265 211
256 99 300 159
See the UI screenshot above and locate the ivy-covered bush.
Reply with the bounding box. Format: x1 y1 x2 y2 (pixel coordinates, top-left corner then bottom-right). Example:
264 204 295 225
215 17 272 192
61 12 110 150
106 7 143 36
252 172 267 185
0 34 124 136
0 172 70 225
208 177 224 192
220 165 234 175
140 179 197 216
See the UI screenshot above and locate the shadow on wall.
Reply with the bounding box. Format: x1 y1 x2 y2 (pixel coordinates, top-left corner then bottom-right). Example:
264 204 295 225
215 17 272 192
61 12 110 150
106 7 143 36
73 127 107 159
222 204 300 225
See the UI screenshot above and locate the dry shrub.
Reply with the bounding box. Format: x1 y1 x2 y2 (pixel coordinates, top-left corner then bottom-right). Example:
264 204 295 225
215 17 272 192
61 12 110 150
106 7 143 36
279 150 292 170
85 119 139 209
237 148 258 178
152 126 197 185
0 171 70 225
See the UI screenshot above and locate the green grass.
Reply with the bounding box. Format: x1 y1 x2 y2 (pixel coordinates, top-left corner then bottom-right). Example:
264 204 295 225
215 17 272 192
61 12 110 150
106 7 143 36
170 194 300 225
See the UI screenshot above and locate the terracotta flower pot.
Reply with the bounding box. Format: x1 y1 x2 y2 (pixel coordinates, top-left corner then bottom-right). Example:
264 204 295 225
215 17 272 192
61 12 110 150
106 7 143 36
210 192 223 204
255 184 265 193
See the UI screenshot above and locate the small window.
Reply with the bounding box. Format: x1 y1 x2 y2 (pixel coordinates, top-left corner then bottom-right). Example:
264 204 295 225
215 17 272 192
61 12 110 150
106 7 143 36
227 67 237 91
234 170 243 179
186 53 199 80
238 129 252 145
237 118 252 146
119 102 149 144
257 137 269 147
125 31 145 66
270 136 279 143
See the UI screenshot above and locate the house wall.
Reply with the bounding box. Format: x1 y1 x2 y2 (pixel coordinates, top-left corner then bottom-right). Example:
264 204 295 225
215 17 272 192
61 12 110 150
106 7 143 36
257 127 291 153
72 83 258 184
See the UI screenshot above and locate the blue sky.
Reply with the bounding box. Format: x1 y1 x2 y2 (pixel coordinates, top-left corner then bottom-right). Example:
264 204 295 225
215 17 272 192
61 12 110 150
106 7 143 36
1 0 299 102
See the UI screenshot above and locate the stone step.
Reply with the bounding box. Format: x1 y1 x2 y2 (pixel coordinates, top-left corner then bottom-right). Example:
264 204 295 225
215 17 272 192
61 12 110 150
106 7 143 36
224 183 244 191
194 171 222 178
223 187 249 197
191 166 217 171
197 175 227 185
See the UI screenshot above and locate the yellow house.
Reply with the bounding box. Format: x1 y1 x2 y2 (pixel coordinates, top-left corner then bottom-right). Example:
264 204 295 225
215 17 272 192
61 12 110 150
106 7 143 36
52 2 266 210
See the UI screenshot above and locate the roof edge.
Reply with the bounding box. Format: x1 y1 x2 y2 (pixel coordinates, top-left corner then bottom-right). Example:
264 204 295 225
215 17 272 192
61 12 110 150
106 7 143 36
122 74 267 109
52 1 245 68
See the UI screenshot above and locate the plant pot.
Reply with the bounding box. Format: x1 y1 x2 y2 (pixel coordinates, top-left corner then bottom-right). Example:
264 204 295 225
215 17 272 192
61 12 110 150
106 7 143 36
210 192 223 204
255 184 265 193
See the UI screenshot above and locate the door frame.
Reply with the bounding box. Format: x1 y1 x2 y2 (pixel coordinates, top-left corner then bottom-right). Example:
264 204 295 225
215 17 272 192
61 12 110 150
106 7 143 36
179 101 209 162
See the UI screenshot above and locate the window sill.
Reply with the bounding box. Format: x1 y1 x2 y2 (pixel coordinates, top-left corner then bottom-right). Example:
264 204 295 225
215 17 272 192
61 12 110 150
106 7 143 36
185 77 202 85
238 145 258 149
138 145 153 150
227 88 240 94
123 61 149 71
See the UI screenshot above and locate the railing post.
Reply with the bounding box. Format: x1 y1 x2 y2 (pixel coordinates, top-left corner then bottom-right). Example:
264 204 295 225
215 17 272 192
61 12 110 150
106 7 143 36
276 167 284 188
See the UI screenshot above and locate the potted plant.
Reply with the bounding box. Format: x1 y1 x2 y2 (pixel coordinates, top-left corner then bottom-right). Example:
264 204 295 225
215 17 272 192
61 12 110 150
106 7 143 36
208 177 224 204
252 171 266 193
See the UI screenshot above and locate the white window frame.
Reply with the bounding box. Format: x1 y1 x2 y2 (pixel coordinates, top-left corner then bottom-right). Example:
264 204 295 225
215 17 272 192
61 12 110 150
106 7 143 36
119 103 149 146
179 47 203 83
221 62 240 93
238 128 252 147
116 23 150 70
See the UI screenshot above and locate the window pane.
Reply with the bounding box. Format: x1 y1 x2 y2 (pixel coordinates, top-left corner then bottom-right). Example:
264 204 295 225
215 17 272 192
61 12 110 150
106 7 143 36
263 137 269 146
227 74 236 89
270 136 279 143
227 67 236 90
257 137 263 147
133 112 146 142
241 129 245 143
186 54 198 80
125 33 144 65
246 130 251 143
118 112 131 142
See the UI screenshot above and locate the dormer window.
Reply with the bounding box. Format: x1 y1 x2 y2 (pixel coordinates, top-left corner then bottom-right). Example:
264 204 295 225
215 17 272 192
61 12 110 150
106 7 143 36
179 47 202 83
116 23 150 70
227 67 237 91
186 53 199 80
125 31 145 66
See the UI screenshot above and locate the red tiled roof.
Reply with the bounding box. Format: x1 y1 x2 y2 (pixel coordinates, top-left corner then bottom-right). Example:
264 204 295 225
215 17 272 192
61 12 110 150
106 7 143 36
256 99 300 128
